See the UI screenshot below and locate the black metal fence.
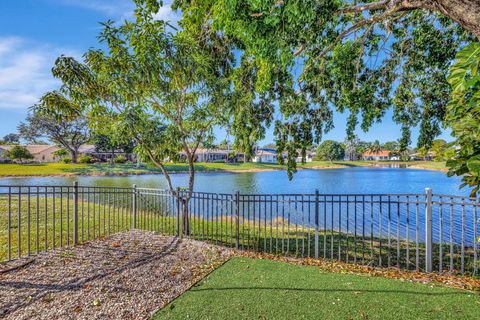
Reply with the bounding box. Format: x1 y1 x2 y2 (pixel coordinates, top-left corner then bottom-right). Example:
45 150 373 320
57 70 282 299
0 184 133 261
1 184 479 276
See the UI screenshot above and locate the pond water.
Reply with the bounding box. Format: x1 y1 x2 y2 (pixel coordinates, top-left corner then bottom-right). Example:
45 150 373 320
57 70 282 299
0 167 468 196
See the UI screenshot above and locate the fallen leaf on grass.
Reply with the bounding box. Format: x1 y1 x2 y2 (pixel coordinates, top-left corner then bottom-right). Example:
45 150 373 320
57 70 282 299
93 298 101 307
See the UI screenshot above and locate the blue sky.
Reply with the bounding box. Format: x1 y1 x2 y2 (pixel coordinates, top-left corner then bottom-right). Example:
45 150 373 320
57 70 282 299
0 0 453 145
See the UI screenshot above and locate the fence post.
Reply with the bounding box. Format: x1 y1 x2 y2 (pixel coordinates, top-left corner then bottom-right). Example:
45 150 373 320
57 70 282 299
73 181 79 245
176 187 181 237
314 189 319 259
425 188 433 273
235 191 240 250
132 184 137 229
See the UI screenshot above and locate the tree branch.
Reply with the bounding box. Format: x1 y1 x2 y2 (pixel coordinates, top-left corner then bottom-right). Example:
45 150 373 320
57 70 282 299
145 148 175 193
337 0 391 14
337 0 425 14
304 6 404 74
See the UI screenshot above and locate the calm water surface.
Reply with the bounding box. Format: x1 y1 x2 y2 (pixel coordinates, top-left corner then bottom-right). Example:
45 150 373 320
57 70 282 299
0 167 468 196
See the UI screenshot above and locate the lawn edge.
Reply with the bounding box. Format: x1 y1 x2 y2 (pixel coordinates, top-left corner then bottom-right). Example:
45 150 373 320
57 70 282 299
234 251 480 293
0 161 448 178
150 253 234 319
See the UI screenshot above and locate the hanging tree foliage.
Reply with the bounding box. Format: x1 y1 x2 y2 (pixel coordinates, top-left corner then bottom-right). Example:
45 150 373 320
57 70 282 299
167 0 479 190
46 1 235 234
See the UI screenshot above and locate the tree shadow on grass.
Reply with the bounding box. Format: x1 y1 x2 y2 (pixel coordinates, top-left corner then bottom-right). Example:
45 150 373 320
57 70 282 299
0 236 180 317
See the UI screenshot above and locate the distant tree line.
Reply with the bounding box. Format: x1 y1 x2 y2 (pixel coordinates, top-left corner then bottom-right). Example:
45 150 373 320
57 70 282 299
312 136 456 162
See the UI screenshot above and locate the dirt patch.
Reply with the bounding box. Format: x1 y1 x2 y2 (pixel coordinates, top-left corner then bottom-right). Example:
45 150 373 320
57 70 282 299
0 231 232 319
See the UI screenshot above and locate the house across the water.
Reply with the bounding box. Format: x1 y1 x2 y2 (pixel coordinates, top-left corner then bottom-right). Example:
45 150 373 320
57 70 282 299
252 149 278 163
408 151 435 161
295 150 315 163
361 150 394 161
79 145 134 162
253 148 315 164
0 145 61 163
179 148 245 163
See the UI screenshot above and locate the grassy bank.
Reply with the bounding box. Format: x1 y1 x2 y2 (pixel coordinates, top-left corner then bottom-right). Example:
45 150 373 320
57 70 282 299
0 161 448 177
153 257 480 320
0 162 284 177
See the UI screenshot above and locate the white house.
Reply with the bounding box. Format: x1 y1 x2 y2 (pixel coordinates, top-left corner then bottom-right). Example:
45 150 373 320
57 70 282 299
252 149 278 163
178 148 245 163
295 151 315 163
361 151 393 161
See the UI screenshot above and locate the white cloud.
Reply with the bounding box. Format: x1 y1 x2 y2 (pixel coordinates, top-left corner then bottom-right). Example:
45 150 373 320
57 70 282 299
153 2 181 26
0 37 80 110
54 0 181 23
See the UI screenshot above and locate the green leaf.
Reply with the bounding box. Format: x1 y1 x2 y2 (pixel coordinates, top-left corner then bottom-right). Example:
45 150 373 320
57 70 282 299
466 156 480 176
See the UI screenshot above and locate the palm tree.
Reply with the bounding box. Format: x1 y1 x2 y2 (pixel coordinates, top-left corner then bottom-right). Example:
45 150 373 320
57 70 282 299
367 140 382 154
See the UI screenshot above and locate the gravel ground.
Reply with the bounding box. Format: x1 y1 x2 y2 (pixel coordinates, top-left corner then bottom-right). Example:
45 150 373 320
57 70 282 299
0 230 232 319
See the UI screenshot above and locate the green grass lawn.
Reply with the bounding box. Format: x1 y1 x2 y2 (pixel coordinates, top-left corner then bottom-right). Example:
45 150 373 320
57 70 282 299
0 160 447 177
0 163 162 176
0 162 284 176
153 257 480 320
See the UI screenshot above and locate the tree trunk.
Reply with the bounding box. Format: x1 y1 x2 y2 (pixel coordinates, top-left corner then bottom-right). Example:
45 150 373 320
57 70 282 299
180 155 196 236
136 153 141 168
71 150 78 164
342 0 480 39
110 149 115 165
432 0 480 39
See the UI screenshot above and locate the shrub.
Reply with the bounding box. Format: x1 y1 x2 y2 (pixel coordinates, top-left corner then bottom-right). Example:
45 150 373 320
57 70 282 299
114 155 127 163
315 140 345 161
78 155 93 164
62 157 72 164
7 146 33 163
53 148 68 159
